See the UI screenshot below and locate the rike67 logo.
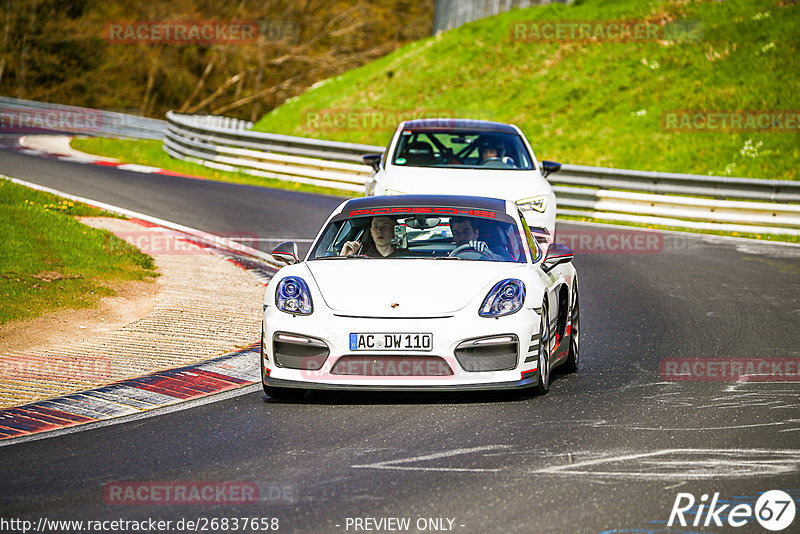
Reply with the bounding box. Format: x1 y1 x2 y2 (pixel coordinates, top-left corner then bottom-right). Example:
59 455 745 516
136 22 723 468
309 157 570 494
668 490 796 531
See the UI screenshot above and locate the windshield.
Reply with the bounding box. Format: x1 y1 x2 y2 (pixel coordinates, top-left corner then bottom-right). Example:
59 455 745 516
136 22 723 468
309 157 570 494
309 208 528 263
391 129 533 170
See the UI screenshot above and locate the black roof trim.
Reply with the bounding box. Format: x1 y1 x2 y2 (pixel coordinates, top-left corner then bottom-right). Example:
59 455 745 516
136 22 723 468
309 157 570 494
400 118 518 134
343 194 507 212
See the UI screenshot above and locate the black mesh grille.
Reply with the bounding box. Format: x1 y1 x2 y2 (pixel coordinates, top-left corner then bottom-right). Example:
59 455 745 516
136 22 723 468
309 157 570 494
455 339 518 372
273 337 329 370
331 356 453 376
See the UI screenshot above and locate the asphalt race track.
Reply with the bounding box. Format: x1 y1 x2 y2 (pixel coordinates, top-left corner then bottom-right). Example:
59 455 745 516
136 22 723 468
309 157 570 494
1 146 799 533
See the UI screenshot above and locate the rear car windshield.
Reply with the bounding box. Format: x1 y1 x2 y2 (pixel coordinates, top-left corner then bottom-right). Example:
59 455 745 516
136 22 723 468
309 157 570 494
391 129 533 170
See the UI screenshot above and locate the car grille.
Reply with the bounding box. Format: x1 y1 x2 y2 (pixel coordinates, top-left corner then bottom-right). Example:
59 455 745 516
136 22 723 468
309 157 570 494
455 335 518 372
273 333 330 370
330 356 453 376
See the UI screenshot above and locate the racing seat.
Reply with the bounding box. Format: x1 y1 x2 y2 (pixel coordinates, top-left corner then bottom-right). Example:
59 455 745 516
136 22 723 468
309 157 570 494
403 141 435 166
477 221 514 260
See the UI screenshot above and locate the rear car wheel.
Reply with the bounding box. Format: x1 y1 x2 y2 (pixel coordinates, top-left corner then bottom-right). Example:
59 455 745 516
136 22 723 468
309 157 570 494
563 283 580 374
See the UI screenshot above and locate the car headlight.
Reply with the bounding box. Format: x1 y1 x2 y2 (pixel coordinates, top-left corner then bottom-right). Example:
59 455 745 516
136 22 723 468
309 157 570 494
516 195 548 213
479 279 526 318
275 276 313 315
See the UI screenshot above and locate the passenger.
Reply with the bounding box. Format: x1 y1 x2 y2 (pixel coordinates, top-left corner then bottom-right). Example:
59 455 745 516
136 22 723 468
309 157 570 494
341 216 402 257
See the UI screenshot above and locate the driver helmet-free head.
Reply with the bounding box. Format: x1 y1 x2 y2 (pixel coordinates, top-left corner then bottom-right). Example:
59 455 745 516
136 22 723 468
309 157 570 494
478 137 506 159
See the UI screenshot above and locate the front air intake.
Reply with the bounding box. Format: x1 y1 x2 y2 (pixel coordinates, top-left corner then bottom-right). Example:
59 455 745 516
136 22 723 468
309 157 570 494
455 335 518 372
272 332 330 370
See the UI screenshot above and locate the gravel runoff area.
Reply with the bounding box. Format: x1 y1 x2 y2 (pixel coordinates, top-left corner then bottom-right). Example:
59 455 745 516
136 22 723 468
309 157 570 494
0 217 267 408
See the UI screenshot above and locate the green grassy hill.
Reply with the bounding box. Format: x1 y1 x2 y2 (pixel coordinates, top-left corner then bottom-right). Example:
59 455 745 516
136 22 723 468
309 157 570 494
253 0 799 180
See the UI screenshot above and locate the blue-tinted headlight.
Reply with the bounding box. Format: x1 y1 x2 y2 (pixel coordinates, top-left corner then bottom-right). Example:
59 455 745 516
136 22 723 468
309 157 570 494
479 279 526 318
275 276 313 315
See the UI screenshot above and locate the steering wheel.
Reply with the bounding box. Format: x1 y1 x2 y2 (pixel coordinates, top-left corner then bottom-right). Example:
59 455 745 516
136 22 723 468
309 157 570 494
480 157 503 166
448 243 494 260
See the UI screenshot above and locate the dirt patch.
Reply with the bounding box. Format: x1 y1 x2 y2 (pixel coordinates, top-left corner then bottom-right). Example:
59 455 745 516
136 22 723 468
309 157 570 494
0 277 158 354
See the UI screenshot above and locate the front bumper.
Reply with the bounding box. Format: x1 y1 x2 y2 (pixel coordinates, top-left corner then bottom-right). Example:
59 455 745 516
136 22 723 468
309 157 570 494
263 375 540 392
261 308 542 390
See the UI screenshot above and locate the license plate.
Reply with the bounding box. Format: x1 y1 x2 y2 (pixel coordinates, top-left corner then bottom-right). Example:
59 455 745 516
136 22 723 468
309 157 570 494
349 333 432 351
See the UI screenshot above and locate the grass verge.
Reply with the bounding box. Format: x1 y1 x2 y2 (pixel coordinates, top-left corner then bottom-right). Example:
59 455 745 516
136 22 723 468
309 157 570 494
0 177 159 325
254 0 799 181
70 137 352 198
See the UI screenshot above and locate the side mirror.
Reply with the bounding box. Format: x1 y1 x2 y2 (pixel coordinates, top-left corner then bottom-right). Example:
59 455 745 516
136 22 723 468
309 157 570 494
541 160 561 178
541 242 573 272
362 154 382 172
272 241 299 265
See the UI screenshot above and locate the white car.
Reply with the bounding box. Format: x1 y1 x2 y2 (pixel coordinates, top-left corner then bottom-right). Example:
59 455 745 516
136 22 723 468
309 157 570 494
363 119 561 238
261 194 579 399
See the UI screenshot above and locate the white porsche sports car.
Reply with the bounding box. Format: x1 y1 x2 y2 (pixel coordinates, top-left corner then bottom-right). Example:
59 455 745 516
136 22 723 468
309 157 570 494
363 119 561 238
261 195 579 398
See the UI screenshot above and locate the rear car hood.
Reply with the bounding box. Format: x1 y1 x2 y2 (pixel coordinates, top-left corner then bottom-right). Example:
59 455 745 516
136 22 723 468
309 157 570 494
383 166 550 200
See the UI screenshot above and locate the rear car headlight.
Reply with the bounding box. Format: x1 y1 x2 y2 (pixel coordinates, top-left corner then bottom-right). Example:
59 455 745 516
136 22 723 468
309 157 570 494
479 279 526 318
275 276 313 315
516 195 548 213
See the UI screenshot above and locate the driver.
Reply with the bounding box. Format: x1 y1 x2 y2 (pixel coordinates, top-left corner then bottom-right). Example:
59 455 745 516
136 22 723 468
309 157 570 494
450 217 512 261
478 141 505 164
449 216 498 258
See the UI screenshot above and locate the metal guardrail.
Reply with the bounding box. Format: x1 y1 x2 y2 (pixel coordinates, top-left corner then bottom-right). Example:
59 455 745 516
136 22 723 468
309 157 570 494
433 0 573 34
162 111 800 236
164 111 378 192
0 96 166 139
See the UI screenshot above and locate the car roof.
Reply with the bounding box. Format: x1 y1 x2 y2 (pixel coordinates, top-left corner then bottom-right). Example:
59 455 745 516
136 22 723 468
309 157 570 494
400 118 519 134
343 194 508 212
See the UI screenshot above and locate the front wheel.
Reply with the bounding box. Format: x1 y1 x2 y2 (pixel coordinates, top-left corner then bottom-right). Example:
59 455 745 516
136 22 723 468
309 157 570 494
563 282 580 374
533 301 551 395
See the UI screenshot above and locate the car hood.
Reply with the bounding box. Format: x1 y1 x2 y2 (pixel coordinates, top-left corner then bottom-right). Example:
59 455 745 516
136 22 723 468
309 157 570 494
305 260 524 317
382 166 551 200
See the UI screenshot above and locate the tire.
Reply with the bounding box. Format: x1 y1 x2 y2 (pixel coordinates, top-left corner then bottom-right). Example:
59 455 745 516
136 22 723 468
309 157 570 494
534 301 551 395
563 282 580 374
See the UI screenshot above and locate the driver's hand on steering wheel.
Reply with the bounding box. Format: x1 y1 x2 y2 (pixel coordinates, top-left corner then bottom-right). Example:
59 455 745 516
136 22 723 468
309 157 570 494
468 240 488 252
